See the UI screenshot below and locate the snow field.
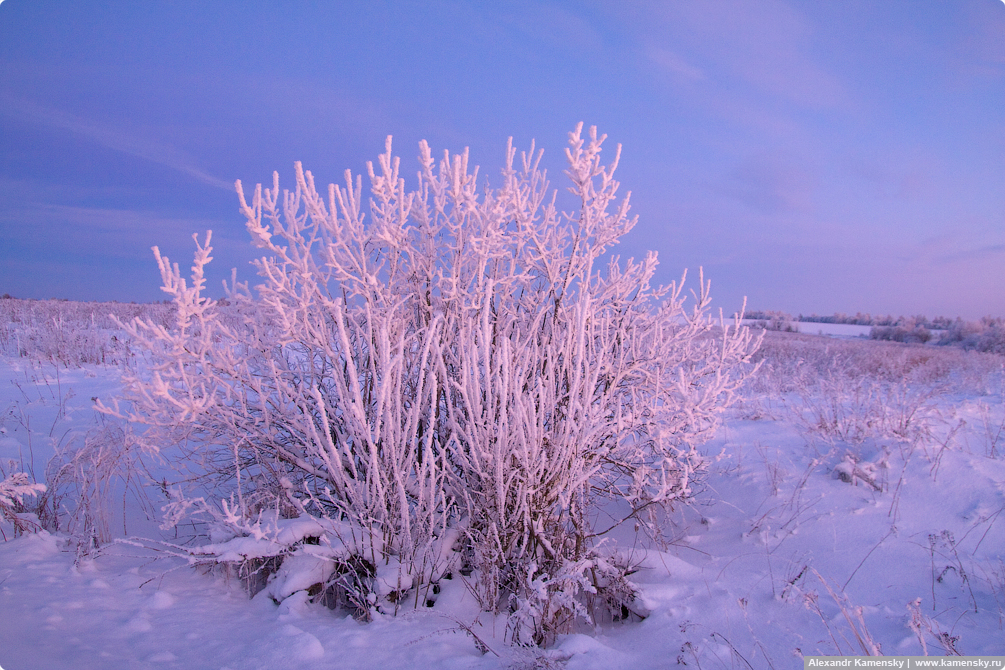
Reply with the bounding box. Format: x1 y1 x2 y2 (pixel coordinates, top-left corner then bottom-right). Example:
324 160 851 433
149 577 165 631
2 330 1004 667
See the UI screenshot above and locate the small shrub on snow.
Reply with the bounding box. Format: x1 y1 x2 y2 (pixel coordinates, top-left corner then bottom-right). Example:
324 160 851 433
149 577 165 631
870 319 931 344
939 317 1005 355
103 125 758 643
0 467 46 539
745 310 797 332
42 423 152 555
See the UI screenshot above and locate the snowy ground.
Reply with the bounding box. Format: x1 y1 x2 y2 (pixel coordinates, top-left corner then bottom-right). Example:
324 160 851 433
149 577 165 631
2 335 1005 669
740 319 875 338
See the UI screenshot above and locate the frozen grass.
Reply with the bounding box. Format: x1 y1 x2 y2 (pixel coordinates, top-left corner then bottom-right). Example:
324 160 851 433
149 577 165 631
0 297 174 367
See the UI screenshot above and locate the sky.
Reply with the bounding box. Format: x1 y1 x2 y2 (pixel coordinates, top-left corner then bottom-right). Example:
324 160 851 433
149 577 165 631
0 0 1003 319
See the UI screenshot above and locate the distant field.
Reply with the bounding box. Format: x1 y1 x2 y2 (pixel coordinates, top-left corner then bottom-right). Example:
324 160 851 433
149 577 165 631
741 318 874 338
742 319 955 340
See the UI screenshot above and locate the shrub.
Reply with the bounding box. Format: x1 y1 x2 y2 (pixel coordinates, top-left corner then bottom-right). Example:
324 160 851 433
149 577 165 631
41 423 151 555
102 125 758 643
870 317 931 344
745 310 796 332
0 467 46 540
938 317 1005 355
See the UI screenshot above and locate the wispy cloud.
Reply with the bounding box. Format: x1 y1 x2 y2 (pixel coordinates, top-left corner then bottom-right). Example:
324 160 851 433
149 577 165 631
718 155 818 214
0 92 232 190
671 0 846 110
625 0 847 111
934 241 1005 265
0 203 226 260
647 47 705 82
495 4 604 55
842 153 940 201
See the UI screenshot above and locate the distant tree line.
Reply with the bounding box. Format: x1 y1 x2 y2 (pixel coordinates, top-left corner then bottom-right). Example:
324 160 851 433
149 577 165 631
744 310 958 329
743 309 1005 353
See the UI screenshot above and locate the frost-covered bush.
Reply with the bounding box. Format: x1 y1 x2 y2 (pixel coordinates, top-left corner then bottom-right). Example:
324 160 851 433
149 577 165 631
870 319 932 344
938 317 1005 355
104 125 757 642
744 309 797 332
0 467 46 539
42 423 151 554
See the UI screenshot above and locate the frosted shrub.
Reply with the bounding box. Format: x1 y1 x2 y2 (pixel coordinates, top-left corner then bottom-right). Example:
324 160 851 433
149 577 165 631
105 125 757 642
870 323 931 344
43 423 151 555
939 317 1005 355
0 467 46 539
745 309 796 332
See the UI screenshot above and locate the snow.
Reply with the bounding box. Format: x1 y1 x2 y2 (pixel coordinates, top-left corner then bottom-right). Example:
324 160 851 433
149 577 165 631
791 322 874 338
741 319 876 338
2 334 1005 667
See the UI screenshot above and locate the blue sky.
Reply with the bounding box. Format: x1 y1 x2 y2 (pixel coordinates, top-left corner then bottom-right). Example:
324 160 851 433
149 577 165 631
1 1 1002 319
